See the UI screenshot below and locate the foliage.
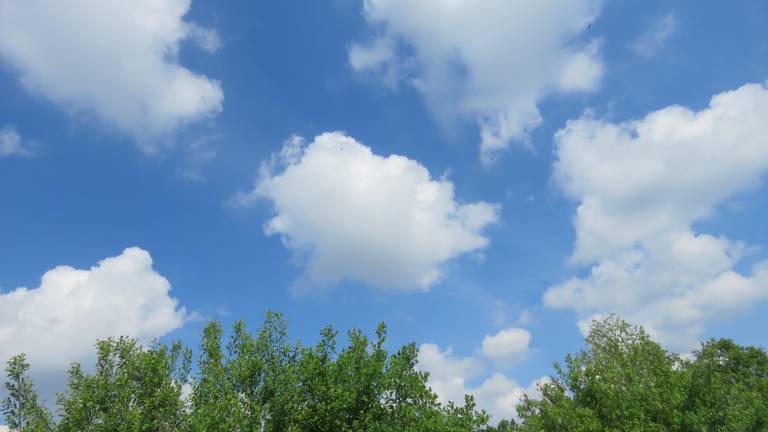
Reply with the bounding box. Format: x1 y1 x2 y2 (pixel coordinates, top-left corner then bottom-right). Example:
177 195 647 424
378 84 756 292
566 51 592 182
56 337 191 432
3 313 768 431
2 354 53 432
512 315 768 431
187 314 490 431
680 338 768 430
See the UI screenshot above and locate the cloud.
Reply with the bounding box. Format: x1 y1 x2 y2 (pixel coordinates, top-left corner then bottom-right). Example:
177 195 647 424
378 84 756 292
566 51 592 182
545 83 768 352
630 14 678 58
348 36 400 88
417 343 484 404
0 0 223 150
417 342 545 422
0 247 187 375
186 22 223 54
235 132 500 292
481 328 532 367
0 126 33 157
349 0 604 163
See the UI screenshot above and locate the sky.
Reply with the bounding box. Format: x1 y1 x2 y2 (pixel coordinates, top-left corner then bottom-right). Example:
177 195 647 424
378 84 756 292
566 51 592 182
1 0 768 422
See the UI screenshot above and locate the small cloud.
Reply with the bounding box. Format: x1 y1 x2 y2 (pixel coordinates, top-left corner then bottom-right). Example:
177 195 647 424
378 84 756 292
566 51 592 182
493 300 507 326
630 14 678 58
515 309 533 326
0 126 34 157
417 339 542 421
186 23 222 53
176 134 220 182
481 327 532 367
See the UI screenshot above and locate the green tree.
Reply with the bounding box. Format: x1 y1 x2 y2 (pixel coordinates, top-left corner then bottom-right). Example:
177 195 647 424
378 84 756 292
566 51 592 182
681 338 768 430
56 337 191 432
513 315 686 431
2 354 53 432
187 320 245 432
186 313 489 431
291 323 451 431
22 312 768 431
187 312 301 431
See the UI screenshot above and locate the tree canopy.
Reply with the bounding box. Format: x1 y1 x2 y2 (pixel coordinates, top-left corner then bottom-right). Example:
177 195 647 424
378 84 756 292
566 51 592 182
3 313 767 431
513 316 768 431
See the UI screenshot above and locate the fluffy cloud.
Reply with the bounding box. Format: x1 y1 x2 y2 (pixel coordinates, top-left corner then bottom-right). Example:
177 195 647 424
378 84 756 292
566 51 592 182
0 126 33 157
417 343 484 404
0 247 187 373
481 328 531 367
417 342 545 422
235 132 500 291
630 14 678 58
546 83 768 352
0 0 223 149
349 0 604 163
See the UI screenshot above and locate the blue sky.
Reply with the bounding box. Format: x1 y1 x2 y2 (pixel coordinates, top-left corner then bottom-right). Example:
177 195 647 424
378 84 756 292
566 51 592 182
1 0 768 421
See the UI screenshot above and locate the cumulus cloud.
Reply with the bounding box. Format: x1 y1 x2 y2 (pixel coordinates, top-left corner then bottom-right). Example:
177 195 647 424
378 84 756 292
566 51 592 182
481 328 532 367
631 14 678 58
0 0 223 150
349 0 604 163
235 132 500 292
417 342 545 422
545 83 768 352
0 126 33 157
0 247 187 374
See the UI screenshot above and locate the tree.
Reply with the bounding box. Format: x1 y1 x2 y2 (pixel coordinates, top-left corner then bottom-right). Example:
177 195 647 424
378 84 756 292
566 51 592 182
513 315 687 431
511 315 768 431
2 354 52 432
9 312 766 431
681 338 768 430
291 323 450 431
187 313 489 431
188 313 302 431
56 337 191 432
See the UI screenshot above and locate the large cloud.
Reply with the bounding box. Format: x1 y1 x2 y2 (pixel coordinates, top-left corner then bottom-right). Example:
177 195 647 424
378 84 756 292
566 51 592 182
235 132 500 291
545 83 768 352
417 335 543 422
0 247 187 373
349 0 604 163
0 0 223 149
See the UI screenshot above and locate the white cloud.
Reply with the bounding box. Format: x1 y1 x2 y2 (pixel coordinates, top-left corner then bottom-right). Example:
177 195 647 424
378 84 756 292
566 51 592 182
515 310 533 326
348 36 400 88
0 0 223 150
631 14 678 58
235 132 500 292
186 22 222 54
417 343 484 404
417 343 545 422
0 247 186 374
481 328 531 367
349 0 604 163
546 83 768 352
0 126 33 157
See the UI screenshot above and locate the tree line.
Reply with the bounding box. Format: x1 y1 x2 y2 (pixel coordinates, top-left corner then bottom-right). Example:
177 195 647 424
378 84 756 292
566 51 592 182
3 313 767 431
